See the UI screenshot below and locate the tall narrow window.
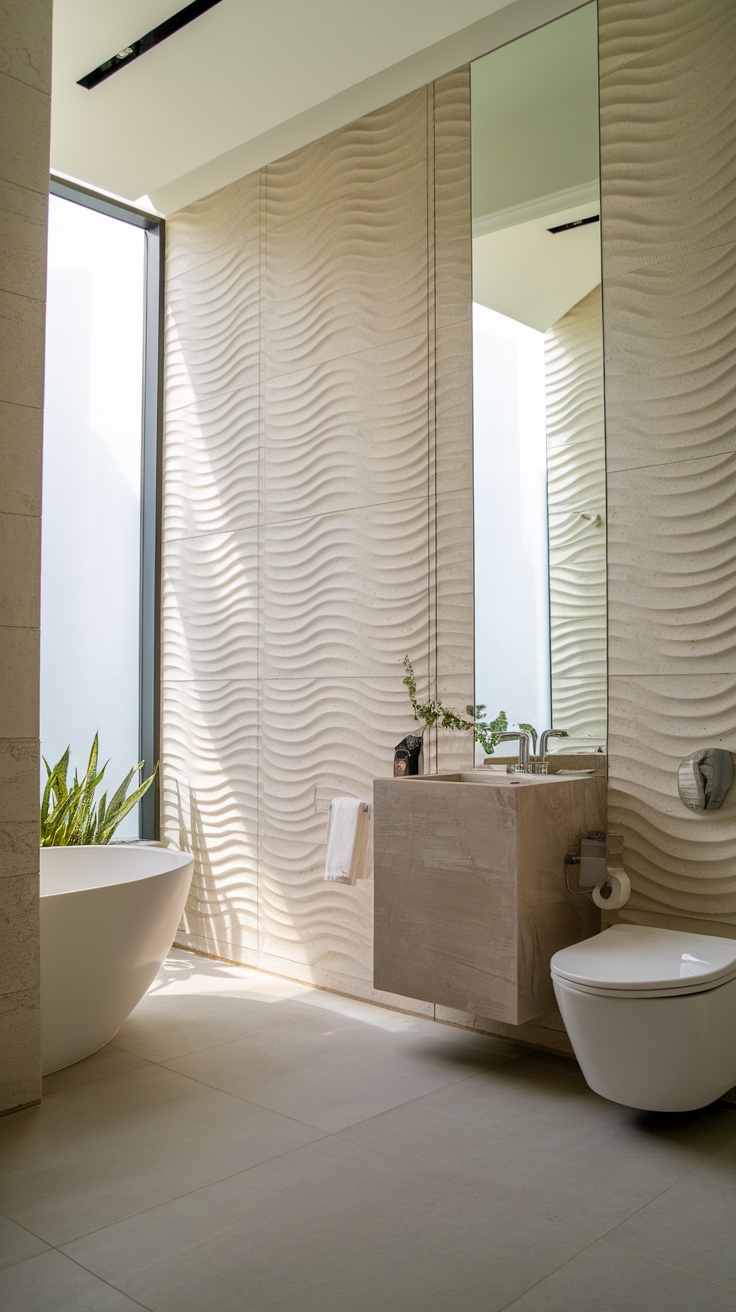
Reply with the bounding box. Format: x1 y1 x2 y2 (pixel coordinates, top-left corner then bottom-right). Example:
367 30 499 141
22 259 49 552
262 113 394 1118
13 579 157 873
41 184 161 838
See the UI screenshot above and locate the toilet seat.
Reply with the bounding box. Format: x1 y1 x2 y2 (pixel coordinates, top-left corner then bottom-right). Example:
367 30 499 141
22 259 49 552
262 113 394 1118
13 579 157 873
551 923 736 999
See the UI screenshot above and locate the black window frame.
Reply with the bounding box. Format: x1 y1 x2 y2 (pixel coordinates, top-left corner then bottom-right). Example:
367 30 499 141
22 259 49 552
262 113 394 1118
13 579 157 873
48 176 164 839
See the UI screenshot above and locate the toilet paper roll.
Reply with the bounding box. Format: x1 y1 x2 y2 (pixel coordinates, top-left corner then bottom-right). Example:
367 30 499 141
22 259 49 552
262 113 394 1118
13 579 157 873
592 871 631 910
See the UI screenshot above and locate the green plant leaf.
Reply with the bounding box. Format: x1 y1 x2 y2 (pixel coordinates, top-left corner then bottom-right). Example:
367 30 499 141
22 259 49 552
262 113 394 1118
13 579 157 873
40 737 158 846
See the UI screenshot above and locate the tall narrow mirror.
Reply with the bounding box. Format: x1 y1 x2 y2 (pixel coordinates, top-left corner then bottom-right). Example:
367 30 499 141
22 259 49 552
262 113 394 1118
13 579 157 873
471 3 605 758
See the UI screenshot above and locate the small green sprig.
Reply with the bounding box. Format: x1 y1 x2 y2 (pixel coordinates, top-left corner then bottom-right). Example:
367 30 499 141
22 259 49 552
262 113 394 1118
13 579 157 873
402 656 522 756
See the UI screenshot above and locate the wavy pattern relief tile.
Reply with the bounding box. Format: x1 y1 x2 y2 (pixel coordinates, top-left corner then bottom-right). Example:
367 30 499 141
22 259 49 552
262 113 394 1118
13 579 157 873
165 171 261 279
435 490 474 679
608 451 736 675
434 316 473 498
546 289 604 455
433 67 470 158
545 288 606 733
547 443 606 511
548 514 607 677
552 677 607 744
264 160 428 377
163 384 260 541
258 677 412 977
165 242 261 411
603 242 736 471
600 12 736 275
162 528 259 681
599 0 733 77
265 91 427 226
608 675 736 922
263 497 428 679
434 76 471 334
161 679 258 958
263 335 429 522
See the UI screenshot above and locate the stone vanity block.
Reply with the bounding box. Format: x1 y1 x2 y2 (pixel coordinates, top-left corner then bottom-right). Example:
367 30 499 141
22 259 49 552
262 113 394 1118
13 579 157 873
373 771 604 1025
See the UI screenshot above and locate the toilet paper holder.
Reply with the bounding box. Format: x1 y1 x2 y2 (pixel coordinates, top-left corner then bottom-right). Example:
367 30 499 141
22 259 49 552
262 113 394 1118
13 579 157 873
564 832 626 901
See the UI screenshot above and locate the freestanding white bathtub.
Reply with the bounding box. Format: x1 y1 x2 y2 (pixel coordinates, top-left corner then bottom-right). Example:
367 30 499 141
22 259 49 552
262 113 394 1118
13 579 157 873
40 845 194 1075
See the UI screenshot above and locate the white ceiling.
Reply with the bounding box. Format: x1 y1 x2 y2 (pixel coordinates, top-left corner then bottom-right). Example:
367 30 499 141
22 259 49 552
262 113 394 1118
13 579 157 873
473 203 601 332
471 4 600 331
50 0 587 214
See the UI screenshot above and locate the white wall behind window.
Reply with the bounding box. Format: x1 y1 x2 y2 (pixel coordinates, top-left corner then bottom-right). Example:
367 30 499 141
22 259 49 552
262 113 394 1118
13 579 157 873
473 302 551 754
41 196 145 836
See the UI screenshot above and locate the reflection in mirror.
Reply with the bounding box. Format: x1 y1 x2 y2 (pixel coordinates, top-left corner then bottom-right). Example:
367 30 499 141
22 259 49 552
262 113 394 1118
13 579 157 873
471 3 606 759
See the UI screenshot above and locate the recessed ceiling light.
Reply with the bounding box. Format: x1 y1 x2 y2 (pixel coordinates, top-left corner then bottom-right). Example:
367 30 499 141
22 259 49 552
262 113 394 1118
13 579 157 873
547 215 600 235
77 0 225 90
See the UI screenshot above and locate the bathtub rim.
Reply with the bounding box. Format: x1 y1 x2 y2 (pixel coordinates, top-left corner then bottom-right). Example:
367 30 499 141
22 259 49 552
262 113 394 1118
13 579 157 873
40 843 193 898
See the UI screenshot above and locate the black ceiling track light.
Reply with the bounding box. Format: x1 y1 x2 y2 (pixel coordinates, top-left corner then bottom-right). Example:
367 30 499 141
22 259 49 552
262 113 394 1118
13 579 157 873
77 0 225 90
547 214 600 235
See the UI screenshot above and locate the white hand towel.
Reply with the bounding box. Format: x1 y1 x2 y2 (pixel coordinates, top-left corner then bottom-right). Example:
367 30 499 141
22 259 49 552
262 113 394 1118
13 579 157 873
324 798 371 884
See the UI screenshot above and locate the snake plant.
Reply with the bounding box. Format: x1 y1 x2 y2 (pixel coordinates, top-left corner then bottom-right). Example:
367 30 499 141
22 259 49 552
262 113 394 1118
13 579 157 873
40 734 157 846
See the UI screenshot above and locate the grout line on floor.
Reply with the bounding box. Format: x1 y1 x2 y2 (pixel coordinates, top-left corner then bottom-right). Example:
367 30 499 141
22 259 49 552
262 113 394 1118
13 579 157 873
60 1250 156 1310
107 1011 319 1066
494 1232 608 1311
593 1238 736 1296
153 1045 513 1133
50 1132 334 1252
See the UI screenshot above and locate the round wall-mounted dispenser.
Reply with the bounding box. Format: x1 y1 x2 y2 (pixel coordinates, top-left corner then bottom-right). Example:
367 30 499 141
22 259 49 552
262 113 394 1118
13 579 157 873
678 749 734 811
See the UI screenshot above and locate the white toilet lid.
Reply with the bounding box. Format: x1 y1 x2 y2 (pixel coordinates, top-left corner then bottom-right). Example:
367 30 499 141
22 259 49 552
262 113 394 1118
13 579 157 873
551 923 736 994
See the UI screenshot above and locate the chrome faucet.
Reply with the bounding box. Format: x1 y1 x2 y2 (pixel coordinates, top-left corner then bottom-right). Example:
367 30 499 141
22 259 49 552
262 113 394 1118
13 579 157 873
495 730 533 772
539 728 569 759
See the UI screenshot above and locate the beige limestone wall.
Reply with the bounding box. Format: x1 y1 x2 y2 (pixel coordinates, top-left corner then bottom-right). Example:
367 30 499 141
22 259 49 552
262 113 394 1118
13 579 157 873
545 285 607 752
164 0 736 1052
162 73 474 1010
0 0 52 1112
600 0 736 936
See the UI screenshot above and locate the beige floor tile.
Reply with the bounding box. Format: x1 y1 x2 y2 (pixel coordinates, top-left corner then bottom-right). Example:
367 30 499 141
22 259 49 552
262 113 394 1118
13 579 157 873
339 1054 736 1241
111 988 317 1064
607 1136 736 1289
0 1064 323 1245
62 1136 588 1312
504 1238 736 1311
42 1045 152 1095
0 1214 48 1271
0 1249 149 1311
162 1006 516 1133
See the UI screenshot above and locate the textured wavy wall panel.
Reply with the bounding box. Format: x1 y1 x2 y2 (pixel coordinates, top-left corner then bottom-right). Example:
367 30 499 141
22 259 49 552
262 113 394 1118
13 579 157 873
600 0 736 930
265 92 427 223
608 676 736 928
263 336 429 521
545 287 606 747
263 498 429 680
162 528 259 681
609 452 736 676
603 243 736 474
161 679 258 960
165 172 262 280
163 385 260 541
432 68 474 773
165 243 261 412
162 72 474 1001
599 1 736 276
598 0 733 76
264 164 428 378
258 677 415 979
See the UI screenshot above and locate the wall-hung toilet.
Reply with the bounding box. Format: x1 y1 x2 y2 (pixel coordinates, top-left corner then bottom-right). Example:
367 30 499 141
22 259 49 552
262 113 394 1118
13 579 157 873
551 923 736 1112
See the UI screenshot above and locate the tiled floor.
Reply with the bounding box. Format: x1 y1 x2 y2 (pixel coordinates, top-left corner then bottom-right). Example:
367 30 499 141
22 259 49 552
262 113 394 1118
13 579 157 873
2 952 736 1310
